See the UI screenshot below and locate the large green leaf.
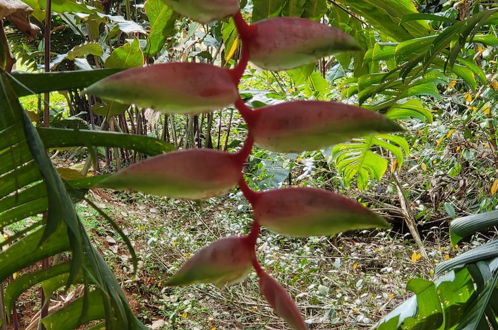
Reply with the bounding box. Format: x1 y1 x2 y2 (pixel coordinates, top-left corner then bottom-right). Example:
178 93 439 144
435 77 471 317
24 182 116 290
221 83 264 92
105 39 144 69
252 0 286 22
0 72 143 328
450 211 498 245
10 69 122 97
145 0 177 56
345 0 432 41
38 127 175 155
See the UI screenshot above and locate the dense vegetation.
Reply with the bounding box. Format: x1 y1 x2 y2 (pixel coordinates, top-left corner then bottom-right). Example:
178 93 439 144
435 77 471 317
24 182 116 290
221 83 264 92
0 0 496 329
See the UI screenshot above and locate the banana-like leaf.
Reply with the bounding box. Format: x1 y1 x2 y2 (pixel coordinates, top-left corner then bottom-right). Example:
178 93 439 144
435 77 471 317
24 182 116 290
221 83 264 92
41 290 106 330
0 72 143 328
436 240 498 276
37 127 175 155
10 69 121 97
4 263 72 314
450 210 498 245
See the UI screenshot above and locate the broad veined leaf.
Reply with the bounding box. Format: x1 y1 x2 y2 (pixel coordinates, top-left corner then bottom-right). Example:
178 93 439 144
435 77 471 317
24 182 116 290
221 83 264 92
252 187 389 237
105 38 144 69
251 101 402 153
85 63 238 114
163 0 239 24
332 134 409 189
346 0 431 42
145 0 177 56
99 39 145 116
402 279 443 329
248 17 360 71
99 149 243 199
386 99 433 122
165 236 252 287
252 0 286 22
258 270 307 330
50 42 103 70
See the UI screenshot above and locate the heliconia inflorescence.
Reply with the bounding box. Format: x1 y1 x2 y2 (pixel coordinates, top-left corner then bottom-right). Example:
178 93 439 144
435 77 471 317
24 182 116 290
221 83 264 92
87 4 396 329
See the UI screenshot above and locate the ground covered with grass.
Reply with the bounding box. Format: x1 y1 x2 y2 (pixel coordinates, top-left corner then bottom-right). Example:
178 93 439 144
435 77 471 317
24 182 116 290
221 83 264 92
63 188 479 330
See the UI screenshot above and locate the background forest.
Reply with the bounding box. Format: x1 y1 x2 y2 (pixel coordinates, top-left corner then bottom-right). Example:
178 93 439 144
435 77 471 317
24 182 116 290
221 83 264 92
0 0 497 329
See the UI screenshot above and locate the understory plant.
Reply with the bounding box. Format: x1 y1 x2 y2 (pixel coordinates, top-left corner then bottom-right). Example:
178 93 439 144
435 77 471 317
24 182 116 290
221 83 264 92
378 210 498 329
85 1 402 328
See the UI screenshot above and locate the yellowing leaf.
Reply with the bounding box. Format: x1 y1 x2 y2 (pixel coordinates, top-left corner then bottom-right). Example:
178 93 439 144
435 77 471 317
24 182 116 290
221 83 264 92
225 37 239 63
411 252 422 263
421 163 427 171
391 159 398 172
448 80 456 89
491 179 498 196
492 80 498 91
446 129 455 138
483 105 491 115
464 93 472 103
456 146 461 152
469 106 478 111
57 168 85 180
436 135 445 146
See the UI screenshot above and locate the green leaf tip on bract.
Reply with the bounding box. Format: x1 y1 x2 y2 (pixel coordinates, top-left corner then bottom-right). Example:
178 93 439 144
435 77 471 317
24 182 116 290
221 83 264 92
165 236 253 287
253 187 389 237
98 149 242 199
163 0 240 24
252 101 403 153
84 63 238 114
249 17 360 71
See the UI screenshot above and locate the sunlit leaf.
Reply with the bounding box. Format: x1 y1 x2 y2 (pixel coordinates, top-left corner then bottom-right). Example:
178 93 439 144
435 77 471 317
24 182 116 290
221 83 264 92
164 0 239 24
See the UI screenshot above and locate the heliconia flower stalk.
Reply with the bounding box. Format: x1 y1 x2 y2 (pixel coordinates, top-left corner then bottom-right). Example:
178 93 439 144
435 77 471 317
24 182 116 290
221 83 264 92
258 270 308 330
252 187 389 237
85 63 238 114
98 149 243 199
163 0 240 24
248 17 360 71
251 101 403 153
165 236 253 287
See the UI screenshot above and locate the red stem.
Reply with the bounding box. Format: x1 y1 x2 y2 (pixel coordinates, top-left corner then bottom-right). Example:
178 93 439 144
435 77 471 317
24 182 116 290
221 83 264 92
230 43 250 85
245 221 264 276
235 97 255 126
233 12 255 40
229 12 255 85
238 176 258 205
